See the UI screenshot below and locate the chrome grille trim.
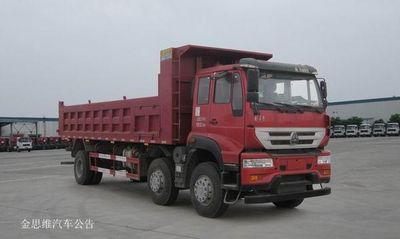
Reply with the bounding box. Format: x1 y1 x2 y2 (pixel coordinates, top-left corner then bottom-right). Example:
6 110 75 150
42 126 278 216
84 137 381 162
255 127 326 149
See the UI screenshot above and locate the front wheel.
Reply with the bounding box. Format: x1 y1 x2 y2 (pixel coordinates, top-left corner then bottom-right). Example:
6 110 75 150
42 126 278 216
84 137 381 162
190 162 228 218
90 172 103 185
147 158 179 205
273 199 304 209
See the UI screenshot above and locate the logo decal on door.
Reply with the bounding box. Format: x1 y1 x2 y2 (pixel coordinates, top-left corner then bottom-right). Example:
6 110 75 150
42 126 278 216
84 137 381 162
195 106 201 117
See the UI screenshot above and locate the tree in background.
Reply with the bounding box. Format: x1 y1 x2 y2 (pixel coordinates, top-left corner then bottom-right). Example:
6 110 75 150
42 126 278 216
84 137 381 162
389 113 400 124
345 116 363 126
331 117 344 126
374 119 385 125
331 116 363 126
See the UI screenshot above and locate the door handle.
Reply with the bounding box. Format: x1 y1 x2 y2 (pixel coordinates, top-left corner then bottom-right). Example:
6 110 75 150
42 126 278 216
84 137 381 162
209 119 218 125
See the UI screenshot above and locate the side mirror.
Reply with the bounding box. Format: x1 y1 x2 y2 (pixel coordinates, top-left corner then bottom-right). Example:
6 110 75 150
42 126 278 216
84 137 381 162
247 69 259 103
247 92 259 103
247 69 259 93
322 98 328 109
320 80 327 99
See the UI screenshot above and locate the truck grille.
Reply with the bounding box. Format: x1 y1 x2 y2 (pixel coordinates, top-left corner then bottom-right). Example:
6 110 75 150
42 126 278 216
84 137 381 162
270 139 314 145
255 127 325 149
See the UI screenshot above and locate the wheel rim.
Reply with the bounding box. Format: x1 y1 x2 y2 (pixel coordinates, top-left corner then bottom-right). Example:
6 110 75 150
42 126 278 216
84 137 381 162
194 175 214 206
149 169 165 193
75 157 83 178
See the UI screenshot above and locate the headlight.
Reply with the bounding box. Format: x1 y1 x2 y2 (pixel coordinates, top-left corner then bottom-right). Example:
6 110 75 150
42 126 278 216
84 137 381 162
318 155 331 164
243 158 274 168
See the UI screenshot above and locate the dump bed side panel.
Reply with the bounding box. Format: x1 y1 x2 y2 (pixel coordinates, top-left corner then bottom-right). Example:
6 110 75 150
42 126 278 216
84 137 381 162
58 96 171 144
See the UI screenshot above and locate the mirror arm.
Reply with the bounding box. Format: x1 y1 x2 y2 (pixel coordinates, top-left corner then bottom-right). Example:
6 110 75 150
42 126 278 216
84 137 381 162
251 102 260 115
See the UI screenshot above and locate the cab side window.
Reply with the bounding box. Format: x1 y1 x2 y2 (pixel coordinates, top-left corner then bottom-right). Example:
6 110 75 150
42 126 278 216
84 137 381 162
197 77 210 105
232 73 243 116
214 77 231 103
214 73 243 116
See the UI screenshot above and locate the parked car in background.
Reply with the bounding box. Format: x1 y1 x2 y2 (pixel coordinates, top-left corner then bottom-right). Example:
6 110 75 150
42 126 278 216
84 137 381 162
345 124 359 137
386 122 400 136
0 137 10 152
359 124 372 137
14 137 33 152
373 123 386 137
333 125 346 137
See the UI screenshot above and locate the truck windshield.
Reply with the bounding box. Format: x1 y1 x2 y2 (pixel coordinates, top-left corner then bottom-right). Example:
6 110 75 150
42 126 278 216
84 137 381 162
334 126 344 129
258 72 322 110
360 125 370 129
19 138 31 142
374 125 384 129
347 126 357 129
387 123 398 128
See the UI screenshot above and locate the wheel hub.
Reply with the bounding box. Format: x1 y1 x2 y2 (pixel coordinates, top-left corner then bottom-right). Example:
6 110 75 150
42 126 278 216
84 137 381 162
149 169 165 193
194 175 214 205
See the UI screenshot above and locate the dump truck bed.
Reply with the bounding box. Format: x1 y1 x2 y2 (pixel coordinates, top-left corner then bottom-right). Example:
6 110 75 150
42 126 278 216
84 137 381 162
58 96 168 144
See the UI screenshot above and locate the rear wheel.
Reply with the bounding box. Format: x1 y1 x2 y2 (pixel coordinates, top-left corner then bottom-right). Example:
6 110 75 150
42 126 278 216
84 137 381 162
190 162 228 218
273 199 304 209
147 158 179 205
74 150 94 185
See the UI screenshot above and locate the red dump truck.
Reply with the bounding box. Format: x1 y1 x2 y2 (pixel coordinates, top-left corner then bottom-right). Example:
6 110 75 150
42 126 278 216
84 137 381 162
59 45 331 217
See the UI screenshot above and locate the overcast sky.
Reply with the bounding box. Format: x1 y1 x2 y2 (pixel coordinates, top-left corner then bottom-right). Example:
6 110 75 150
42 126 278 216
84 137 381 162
1 0 399 117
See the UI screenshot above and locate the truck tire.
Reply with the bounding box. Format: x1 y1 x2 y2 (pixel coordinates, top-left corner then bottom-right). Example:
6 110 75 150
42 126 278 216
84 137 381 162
273 199 304 209
90 172 103 185
147 158 179 205
74 150 94 185
190 162 228 218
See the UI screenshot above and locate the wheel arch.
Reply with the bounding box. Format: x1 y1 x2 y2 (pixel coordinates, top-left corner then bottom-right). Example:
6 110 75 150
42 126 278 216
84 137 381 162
181 136 223 188
187 136 223 169
71 139 84 157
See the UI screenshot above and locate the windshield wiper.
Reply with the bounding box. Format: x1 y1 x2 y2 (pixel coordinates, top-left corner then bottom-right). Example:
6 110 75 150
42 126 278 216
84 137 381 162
271 102 304 113
294 104 324 113
255 102 286 112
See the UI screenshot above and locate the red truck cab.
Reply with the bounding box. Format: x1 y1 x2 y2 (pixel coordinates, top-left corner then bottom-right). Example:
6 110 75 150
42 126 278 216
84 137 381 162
60 45 331 217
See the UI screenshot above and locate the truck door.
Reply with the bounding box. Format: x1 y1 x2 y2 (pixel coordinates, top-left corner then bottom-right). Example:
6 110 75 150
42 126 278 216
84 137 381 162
192 76 212 135
208 72 245 164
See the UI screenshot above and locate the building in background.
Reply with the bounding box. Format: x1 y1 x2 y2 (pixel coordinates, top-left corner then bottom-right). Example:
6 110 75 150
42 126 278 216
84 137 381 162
0 117 68 152
327 97 400 124
0 117 58 137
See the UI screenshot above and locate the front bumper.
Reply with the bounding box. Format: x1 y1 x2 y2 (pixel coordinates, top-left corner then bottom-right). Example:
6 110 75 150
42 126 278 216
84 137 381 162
236 151 331 203
244 187 331 204
240 151 331 186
